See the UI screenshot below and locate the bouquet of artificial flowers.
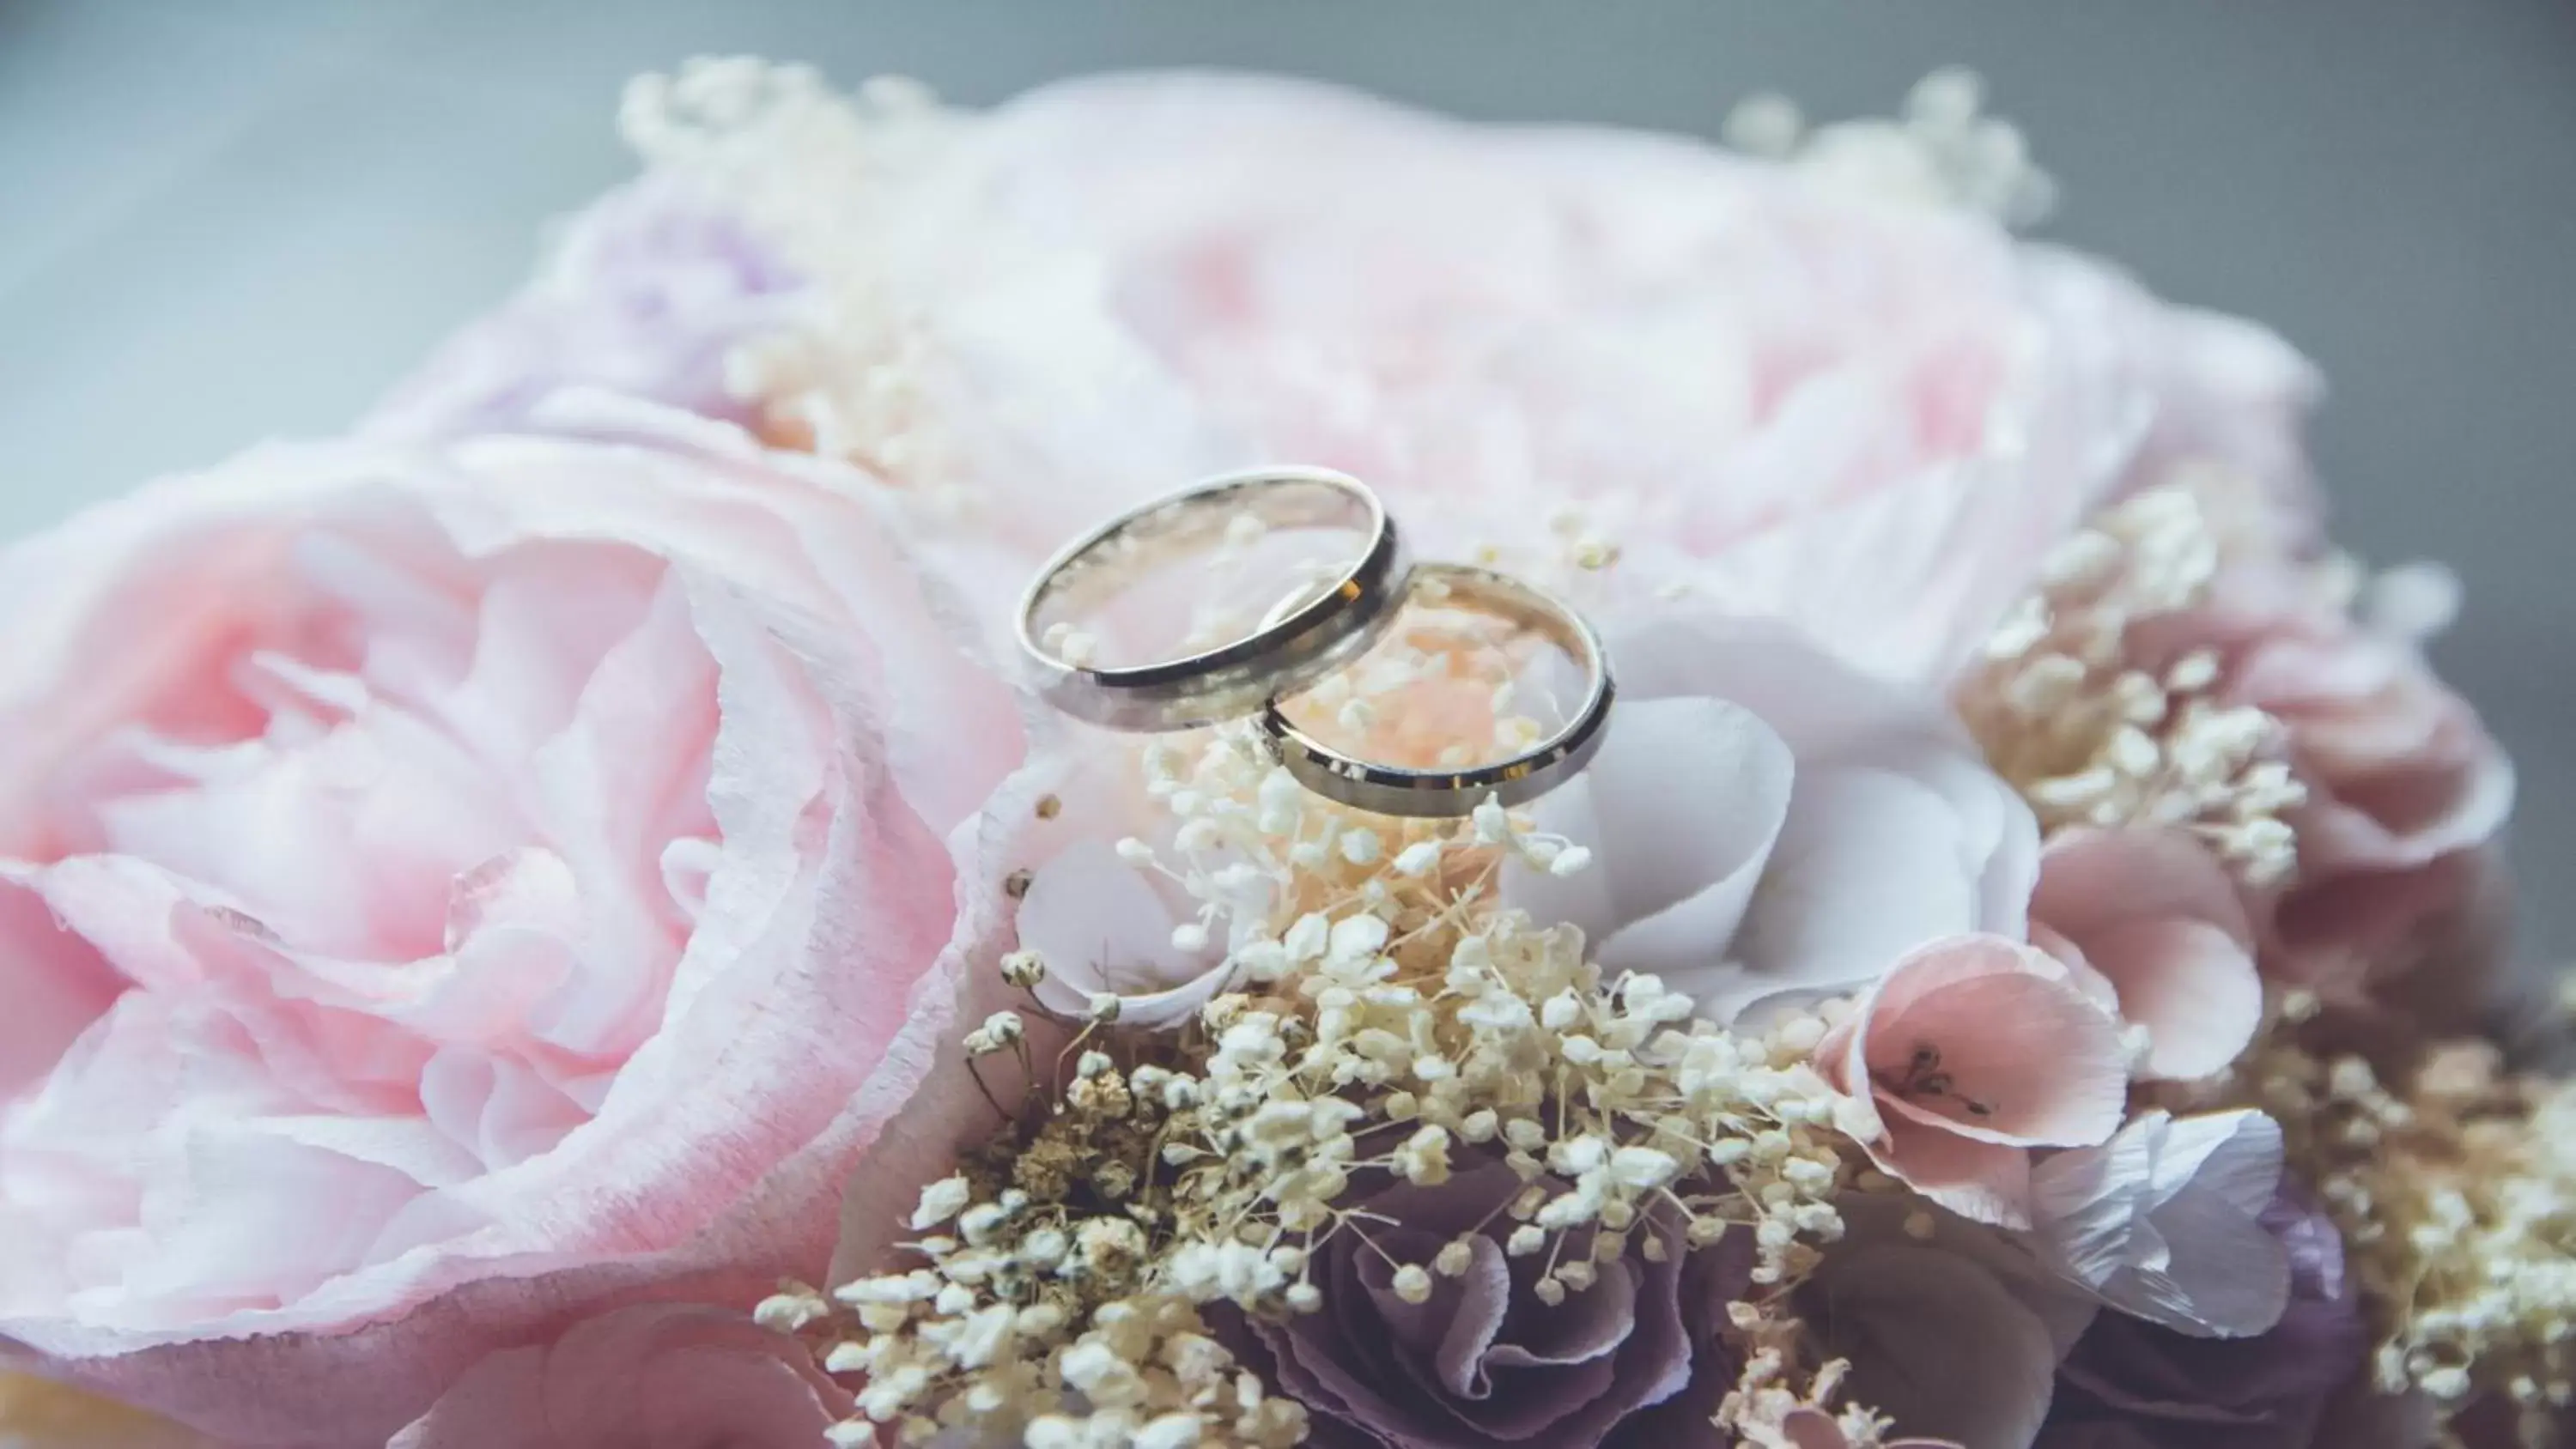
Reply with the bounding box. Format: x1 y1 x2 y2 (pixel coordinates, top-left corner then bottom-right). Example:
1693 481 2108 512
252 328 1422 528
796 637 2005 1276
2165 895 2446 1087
0 58 2557 1449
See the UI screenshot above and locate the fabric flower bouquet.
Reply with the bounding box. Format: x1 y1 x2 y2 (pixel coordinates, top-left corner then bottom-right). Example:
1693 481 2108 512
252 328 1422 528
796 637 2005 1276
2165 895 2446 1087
0 57 2561 1449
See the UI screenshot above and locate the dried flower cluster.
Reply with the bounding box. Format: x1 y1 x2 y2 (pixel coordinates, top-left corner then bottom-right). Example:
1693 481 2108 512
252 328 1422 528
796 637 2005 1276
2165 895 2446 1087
1960 482 2306 888
2206 1012 2576 1446
1722 66 2058 227
621 57 968 500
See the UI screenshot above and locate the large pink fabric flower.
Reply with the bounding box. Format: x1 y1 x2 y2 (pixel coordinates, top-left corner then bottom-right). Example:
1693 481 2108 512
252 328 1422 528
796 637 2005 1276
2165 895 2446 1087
659 71 2228 686
387 1304 850 1448
1819 936 2128 1228
0 404 1025 1444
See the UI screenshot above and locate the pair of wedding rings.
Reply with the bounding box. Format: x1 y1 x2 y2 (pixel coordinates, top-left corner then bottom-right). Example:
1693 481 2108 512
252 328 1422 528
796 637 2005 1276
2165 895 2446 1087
1015 467 1613 818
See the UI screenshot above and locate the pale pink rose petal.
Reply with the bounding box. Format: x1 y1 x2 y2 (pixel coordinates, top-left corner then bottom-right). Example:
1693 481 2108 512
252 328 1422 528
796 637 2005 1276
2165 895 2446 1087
0 409 1030 1444
386 1303 850 1449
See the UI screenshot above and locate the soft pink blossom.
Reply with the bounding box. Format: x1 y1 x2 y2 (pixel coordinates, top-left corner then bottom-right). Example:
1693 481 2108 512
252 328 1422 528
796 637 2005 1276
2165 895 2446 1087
2032 828 2263 1082
0 405 1025 1444
1502 614 2035 1022
1819 936 2128 1228
386 1304 850 1448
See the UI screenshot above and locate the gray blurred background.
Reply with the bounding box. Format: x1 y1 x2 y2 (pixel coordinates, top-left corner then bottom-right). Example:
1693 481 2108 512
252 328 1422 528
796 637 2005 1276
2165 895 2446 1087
3 0 2572 960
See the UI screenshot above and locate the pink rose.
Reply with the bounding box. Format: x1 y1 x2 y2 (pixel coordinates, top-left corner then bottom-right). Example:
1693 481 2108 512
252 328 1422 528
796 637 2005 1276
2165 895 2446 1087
2131 494 2512 993
648 70 2218 684
1819 936 2128 1228
0 404 1025 1444
387 1304 850 1448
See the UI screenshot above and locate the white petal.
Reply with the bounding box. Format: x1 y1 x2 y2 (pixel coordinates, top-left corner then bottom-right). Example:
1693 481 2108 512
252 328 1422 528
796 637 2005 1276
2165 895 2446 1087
2032 1109 2291 1338
1504 696 1793 976
1018 839 1224 1028
1718 765 1981 1010
2147 1108 2283 1216
1604 613 1916 757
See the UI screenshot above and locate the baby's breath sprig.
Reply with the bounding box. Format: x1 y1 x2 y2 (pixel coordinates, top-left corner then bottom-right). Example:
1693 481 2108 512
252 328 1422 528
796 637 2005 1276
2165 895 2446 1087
804 624 1868 1446
2190 997 2576 1447
1959 478 2306 889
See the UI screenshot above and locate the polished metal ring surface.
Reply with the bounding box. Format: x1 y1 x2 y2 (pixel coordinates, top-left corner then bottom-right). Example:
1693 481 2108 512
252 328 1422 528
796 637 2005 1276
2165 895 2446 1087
1016 466 1409 732
1259 563 1614 818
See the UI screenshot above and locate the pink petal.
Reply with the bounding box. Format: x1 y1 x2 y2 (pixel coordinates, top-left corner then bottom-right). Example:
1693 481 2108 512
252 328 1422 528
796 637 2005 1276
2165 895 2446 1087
2032 828 2251 948
1857 936 2128 1149
2080 918 2261 1081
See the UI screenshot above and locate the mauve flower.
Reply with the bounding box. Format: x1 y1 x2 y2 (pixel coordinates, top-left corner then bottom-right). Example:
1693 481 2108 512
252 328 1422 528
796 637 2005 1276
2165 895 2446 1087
386 1304 851 1448
2028 1110 2289 1337
1818 937 2128 1228
1502 614 2035 1023
0 405 1026 1444
2032 828 2262 1082
643 70 2232 686
366 177 805 441
1801 1196 2099 1449
1768 1409 1962 1449
2037 1182 2366 1449
1229 1159 1741 1449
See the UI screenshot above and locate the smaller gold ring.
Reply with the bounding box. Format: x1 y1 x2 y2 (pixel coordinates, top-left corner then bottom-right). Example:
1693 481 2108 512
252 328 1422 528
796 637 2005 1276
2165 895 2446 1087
1259 564 1614 818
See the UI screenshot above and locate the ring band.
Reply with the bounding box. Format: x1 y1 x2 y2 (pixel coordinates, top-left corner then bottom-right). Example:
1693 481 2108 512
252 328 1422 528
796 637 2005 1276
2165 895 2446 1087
1017 467 1409 731
1261 564 1614 818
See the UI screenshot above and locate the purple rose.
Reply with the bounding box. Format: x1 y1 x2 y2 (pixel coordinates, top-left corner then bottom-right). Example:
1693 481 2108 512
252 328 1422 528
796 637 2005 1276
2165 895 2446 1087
1225 1159 1749 1449
2038 1183 2366 1449
367 177 805 440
